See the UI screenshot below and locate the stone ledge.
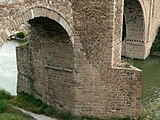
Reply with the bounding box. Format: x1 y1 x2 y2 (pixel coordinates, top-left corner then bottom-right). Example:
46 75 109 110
44 65 73 72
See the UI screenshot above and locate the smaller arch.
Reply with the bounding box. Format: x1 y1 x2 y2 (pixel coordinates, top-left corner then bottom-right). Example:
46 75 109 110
122 0 146 59
124 0 145 44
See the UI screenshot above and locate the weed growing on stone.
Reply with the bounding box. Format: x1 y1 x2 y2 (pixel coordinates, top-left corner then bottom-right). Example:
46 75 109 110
151 28 160 51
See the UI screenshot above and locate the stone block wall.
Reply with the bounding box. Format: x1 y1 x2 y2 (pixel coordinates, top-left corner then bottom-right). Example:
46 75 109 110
109 66 141 117
113 0 123 66
16 44 35 95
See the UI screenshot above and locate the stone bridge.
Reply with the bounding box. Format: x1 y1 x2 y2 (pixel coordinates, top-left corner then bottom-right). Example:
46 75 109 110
0 0 158 118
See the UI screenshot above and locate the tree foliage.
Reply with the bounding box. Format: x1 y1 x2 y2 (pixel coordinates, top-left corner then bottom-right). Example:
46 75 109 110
151 28 160 51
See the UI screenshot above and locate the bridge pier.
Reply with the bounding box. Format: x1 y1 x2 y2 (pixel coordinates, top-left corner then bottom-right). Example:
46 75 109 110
122 43 147 59
2 0 142 118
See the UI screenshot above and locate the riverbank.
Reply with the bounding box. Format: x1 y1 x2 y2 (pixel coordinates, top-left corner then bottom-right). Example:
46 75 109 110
1 88 158 120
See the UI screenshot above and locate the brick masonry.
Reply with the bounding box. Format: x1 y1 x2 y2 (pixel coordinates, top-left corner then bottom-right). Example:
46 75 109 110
0 0 152 118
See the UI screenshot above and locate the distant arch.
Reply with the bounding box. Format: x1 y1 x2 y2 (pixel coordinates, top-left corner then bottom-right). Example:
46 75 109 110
124 0 145 44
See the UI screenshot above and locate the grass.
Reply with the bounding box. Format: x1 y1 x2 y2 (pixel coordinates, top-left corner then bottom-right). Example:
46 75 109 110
0 89 35 120
0 88 159 120
0 113 29 120
8 92 137 120
0 88 13 100
0 108 35 120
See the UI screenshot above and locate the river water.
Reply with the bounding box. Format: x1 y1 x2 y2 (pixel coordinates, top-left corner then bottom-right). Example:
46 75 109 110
129 56 160 106
0 41 19 95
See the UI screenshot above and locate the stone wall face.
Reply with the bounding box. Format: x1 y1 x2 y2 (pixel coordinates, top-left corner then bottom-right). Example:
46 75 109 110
17 44 35 95
109 67 141 116
113 0 123 66
72 1 115 115
70 0 142 117
3 0 142 118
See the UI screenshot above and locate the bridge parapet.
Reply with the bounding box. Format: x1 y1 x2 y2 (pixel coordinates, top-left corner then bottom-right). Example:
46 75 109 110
0 0 25 5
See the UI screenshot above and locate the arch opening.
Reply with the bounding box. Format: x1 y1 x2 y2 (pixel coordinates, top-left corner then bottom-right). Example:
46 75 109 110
17 17 74 110
122 0 145 59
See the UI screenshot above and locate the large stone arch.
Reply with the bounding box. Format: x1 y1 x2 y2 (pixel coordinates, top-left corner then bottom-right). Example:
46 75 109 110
122 0 146 59
0 6 74 45
7 5 84 115
0 4 79 113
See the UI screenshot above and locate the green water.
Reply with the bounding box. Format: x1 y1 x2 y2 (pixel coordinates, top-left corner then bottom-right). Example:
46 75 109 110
129 55 160 105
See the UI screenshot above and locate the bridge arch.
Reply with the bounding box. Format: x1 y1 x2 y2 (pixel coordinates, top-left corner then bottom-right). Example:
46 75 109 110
124 0 145 43
0 5 77 111
0 6 74 45
122 0 146 58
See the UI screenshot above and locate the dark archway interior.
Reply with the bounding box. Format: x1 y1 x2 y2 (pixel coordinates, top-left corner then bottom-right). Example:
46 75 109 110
122 15 126 41
124 0 144 43
28 17 70 40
